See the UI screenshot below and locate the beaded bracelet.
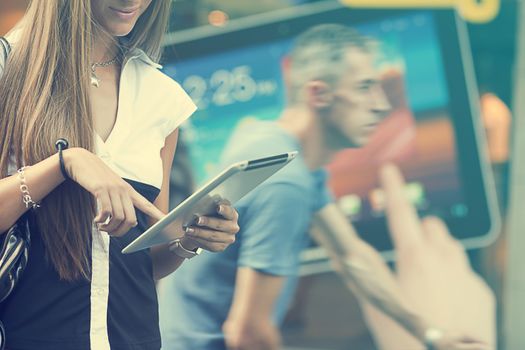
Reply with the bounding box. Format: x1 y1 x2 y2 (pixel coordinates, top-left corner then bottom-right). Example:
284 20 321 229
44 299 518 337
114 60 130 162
17 166 40 210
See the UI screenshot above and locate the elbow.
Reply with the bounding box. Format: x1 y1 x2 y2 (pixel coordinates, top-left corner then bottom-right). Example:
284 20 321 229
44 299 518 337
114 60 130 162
223 320 278 350
152 264 168 281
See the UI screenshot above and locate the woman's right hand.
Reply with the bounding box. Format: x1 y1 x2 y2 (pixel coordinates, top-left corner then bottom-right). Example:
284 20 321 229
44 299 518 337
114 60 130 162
63 147 164 237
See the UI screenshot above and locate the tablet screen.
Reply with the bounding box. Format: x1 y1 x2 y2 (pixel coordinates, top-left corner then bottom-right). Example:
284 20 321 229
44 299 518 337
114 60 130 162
163 6 497 252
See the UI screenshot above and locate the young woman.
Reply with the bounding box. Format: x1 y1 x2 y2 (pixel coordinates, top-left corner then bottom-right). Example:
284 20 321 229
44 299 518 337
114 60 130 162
0 1 239 349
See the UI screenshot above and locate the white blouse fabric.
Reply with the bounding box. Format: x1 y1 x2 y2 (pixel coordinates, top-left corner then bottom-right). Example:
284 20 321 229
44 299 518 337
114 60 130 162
92 48 197 190
1 33 197 190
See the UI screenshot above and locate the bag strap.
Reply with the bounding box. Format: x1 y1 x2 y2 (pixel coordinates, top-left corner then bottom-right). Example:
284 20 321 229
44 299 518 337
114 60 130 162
0 37 11 62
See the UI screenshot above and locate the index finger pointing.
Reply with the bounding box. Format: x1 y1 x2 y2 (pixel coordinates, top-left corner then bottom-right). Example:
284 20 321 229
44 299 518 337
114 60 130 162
380 163 424 251
130 190 165 222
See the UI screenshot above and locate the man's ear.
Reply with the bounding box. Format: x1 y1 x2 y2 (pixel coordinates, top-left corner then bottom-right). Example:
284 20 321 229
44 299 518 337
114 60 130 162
305 80 334 109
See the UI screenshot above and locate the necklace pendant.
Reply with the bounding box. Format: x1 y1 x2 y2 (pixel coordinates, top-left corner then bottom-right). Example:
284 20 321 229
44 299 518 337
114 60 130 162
91 72 100 88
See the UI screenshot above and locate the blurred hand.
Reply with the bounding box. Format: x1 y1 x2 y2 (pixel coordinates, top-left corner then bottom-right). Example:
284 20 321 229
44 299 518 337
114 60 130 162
361 164 495 350
223 317 281 350
180 199 240 253
64 147 164 237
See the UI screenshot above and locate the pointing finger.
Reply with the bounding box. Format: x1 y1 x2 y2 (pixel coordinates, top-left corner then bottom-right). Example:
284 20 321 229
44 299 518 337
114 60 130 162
130 189 165 221
380 163 424 251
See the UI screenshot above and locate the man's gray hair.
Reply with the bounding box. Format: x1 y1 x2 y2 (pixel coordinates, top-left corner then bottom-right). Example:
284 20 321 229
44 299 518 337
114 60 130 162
288 24 375 103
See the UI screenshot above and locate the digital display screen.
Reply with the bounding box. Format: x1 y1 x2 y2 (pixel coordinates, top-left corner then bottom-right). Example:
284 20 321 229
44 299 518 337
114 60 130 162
164 11 470 250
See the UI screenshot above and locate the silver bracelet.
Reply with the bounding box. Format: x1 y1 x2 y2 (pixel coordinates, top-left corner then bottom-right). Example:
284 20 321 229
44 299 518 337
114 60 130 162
169 238 202 259
17 166 40 210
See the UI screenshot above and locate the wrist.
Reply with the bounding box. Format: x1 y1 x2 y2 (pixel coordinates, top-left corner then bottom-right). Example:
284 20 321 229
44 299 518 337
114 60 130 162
54 139 71 181
169 237 201 259
60 148 77 180
180 236 199 251
61 147 86 180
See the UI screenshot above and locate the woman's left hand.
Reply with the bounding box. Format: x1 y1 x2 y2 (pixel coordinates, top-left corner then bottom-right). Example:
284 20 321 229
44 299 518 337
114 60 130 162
180 199 240 252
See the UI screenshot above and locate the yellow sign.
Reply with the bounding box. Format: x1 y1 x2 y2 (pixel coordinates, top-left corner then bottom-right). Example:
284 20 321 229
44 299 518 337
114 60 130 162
339 0 500 23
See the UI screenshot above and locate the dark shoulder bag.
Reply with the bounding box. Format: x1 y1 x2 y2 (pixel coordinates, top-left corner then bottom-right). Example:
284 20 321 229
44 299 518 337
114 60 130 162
0 36 33 350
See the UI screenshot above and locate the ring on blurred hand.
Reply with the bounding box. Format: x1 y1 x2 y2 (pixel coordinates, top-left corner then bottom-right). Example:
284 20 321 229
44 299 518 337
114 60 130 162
103 214 113 226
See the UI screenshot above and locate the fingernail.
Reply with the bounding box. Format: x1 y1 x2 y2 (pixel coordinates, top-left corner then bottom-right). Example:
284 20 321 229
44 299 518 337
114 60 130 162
185 227 195 234
192 214 200 224
197 217 204 225
217 205 223 214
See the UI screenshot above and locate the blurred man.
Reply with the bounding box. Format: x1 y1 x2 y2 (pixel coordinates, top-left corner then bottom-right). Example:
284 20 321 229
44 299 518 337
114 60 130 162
158 24 489 350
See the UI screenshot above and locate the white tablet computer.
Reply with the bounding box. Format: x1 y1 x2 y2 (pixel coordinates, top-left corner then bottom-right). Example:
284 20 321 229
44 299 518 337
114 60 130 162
122 151 298 254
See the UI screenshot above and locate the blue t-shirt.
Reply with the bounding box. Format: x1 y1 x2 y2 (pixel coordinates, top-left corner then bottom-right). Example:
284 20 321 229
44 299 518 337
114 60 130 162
158 121 332 349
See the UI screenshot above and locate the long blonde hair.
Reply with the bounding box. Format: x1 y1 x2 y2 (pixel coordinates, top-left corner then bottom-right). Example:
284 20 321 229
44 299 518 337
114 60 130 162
0 0 171 281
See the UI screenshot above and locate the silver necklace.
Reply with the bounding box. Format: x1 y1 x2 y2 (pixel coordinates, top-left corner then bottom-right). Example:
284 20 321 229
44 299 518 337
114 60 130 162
90 55 119 88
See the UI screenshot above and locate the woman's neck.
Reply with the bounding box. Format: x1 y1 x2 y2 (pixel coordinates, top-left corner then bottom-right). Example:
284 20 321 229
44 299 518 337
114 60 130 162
92 30 119 63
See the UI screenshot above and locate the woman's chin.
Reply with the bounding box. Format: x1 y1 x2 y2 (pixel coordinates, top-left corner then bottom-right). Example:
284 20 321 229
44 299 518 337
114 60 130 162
104 23 136 37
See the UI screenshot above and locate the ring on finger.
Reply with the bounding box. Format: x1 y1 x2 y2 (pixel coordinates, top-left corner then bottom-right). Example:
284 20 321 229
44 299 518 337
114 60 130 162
103 214 113 226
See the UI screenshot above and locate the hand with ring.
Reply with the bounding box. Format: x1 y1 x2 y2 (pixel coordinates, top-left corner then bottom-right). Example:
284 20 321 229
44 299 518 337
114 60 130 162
60 147 166 237
178 199 240 253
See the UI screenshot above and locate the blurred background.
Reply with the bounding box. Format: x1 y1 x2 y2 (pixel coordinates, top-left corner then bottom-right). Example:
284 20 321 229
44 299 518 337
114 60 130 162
1 0 522 349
